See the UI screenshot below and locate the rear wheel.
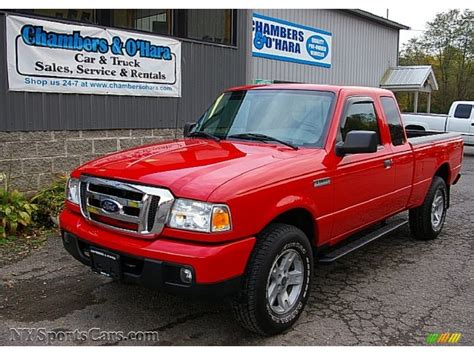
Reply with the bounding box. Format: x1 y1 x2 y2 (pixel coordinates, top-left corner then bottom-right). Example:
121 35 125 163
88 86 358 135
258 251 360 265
231 223 313 335
409 176 448 240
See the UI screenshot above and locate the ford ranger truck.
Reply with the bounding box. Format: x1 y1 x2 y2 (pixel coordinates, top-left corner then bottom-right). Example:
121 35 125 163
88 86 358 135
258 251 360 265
60 84 463 335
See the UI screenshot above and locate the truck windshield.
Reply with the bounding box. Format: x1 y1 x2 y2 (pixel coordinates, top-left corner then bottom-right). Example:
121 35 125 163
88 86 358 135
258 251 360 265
193 89 335 147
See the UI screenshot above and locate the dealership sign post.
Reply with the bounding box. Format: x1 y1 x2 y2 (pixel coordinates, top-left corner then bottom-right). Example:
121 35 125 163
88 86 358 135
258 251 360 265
6 15 181 97
252 13 332 68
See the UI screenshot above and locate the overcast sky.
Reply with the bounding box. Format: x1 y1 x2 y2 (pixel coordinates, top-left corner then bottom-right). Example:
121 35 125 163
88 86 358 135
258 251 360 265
365 7 449 48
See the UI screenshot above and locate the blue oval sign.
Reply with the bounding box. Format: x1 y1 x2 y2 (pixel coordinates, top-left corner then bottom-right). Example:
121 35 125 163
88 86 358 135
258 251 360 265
100 199 120 213
306 35 329 60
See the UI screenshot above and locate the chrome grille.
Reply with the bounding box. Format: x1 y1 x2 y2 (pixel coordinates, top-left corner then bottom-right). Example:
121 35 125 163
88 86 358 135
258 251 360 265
79 176 174 237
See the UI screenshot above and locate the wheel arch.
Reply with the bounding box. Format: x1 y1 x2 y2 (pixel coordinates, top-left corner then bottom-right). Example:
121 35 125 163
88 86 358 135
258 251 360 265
266 207 318 247
405 124 426 131
434 162 451 207
434 162 451 185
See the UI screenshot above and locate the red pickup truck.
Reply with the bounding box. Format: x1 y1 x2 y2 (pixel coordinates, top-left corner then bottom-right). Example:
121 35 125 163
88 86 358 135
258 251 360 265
60 84 463 335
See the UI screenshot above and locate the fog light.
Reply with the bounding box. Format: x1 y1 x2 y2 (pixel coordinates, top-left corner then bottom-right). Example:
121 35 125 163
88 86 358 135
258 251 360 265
180 267 193 284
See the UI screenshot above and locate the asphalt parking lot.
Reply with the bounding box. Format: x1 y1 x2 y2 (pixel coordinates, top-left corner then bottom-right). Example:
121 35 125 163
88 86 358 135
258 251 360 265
1 148 473 346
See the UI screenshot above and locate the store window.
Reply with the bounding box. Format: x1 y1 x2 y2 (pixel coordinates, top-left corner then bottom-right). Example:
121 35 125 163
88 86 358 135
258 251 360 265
16 9 95 23
13 9 235 46
178 9 234 45
110 9 172 35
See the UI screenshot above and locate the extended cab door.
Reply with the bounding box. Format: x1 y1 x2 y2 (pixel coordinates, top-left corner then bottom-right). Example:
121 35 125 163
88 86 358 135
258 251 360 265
379 96 414 211
446 102 474 144
330 96 396 240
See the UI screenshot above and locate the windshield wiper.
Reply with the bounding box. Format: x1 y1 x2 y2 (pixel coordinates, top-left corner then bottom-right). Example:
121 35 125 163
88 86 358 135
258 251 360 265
227 133 298 150
188 131 221 142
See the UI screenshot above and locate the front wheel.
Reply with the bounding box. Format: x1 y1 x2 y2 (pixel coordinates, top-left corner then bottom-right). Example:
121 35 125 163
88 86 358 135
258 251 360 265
409 176 448 240
231 223 313 335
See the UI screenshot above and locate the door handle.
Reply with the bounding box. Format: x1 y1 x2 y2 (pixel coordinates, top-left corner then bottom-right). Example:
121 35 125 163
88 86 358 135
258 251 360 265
384 159 392 169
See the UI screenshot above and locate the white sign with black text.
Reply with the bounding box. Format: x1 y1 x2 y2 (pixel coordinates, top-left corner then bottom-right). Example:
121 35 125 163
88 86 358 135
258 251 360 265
6 15 181 97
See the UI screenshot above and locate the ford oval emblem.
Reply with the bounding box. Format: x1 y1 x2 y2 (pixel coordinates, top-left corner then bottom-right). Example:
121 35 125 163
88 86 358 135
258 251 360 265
100 199 120 213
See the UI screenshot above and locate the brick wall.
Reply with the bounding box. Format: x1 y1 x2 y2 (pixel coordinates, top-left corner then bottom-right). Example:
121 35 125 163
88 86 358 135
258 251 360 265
0 129 182 194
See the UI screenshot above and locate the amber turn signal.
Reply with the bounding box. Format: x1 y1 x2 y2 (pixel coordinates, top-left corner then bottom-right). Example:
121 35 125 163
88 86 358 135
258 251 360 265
211 206 231 232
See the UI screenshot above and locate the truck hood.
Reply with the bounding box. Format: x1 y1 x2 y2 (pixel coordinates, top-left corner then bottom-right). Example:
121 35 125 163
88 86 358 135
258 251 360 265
74 138 307 201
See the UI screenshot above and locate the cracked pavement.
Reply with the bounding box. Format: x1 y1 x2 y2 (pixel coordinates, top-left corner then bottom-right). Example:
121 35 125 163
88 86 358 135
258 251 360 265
1 147 473 346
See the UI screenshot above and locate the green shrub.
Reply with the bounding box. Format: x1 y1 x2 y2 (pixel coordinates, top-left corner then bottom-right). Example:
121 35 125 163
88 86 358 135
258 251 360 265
32 175 67 227
0 189 38 238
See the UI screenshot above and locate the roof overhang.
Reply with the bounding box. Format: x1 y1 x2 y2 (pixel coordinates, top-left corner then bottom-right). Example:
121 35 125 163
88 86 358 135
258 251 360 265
380 65 439 92
343 9 410 30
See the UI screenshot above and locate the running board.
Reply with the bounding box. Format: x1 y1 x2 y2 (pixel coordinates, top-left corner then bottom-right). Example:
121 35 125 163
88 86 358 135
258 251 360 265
318 219 408 264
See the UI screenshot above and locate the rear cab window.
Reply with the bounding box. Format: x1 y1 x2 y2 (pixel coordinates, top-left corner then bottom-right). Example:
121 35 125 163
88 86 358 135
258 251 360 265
453 104 473 119
380 96 406 146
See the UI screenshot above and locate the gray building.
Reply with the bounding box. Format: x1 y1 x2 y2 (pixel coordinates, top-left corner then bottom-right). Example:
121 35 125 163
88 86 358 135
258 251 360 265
0 9 407 193
247 9 406 87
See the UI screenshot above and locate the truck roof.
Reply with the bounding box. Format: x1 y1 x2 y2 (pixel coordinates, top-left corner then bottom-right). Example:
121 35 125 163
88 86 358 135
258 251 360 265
452 101 474 105
225 83 394 95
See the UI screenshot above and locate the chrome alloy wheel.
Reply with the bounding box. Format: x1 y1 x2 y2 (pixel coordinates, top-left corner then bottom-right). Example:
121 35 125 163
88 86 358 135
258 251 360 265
266 248 304 314
431 188 446 231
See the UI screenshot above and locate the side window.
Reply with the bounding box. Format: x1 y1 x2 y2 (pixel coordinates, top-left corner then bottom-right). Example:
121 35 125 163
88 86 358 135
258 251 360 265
340 101 380 144
453 104 473 119
380 96 406 146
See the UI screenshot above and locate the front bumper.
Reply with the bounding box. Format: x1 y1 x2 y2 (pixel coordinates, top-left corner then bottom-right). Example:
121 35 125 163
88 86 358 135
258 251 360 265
60 208 256 297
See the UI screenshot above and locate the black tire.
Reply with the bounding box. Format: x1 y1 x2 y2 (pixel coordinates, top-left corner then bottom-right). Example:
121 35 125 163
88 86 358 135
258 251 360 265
231 223 313 335
409 176 448 240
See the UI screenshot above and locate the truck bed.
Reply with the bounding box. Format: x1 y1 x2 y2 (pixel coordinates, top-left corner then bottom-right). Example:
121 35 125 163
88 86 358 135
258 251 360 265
406 130 461 144
405 130 464 208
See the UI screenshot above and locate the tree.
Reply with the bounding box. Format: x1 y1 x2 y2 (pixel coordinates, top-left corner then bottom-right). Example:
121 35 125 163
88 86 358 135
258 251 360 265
399 38 430 66
399 9 473 113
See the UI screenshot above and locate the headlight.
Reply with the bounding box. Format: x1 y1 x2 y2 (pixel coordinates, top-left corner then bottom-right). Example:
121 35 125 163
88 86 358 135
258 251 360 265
66 178 80 205
168 199 231 233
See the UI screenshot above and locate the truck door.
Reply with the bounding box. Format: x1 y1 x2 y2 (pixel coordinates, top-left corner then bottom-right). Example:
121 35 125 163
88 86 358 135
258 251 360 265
331 97 396 240
379 96 414 211
446 103 474 144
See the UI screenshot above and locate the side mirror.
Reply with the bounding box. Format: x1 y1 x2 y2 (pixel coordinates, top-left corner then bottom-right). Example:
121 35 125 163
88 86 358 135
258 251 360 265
183 122 196 137
335 131 378 157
